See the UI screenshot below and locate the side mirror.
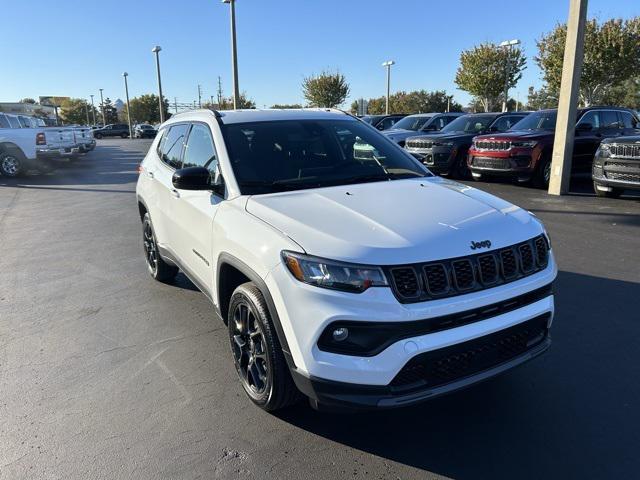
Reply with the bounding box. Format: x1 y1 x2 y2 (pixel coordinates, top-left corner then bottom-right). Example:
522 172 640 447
576 122 593 132
489 125 500 132
172 166 212 191
423 124 438 131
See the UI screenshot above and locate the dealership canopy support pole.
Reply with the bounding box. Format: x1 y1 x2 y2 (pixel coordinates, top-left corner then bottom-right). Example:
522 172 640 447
99 89 106 126
123 72 133 140
548 0 588 196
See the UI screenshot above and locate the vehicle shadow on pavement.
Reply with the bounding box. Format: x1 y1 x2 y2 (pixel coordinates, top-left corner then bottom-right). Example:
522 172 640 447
275 270 640 480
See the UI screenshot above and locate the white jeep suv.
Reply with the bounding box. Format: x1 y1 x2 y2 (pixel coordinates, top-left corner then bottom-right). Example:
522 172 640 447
136 109 557 411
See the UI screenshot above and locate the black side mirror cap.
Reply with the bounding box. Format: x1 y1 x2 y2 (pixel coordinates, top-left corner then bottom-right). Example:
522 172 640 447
576 122 593 132
172 166 212 191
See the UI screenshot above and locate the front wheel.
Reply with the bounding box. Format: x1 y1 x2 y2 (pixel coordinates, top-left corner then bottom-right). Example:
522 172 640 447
450 151 470 179
533 156 551 189
228 282 301 411
121 133 128 139
94 133 102 139
142 213 178 282
0 152 24 177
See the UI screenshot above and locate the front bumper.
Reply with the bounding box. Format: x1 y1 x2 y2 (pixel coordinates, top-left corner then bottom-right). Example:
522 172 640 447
593 156 640 191
406 146 456 173
79 140 96 152
266 253 557 390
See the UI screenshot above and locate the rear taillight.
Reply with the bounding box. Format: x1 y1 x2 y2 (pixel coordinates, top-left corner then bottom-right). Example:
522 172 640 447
36 132 46 145
137 164 143 174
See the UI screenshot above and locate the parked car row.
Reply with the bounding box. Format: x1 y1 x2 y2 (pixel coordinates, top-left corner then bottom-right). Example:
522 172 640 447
401 106 640 197
0 112 96 177
90 123 158 139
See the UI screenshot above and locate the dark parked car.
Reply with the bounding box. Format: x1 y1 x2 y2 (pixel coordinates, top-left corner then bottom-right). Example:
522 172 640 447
134 124 157 139
382 112 464 146
93 124 130 139
592 135 640 197
405 112 529 177
360 114 408 131
467 107 640 187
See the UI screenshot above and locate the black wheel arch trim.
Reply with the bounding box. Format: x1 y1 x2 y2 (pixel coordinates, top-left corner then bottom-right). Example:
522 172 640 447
217 252 295 369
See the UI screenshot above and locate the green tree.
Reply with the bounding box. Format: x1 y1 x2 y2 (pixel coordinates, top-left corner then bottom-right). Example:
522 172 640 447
99 98 119 124
271 103 303 109
455 43 526 112
302 70 350 108
364 90 463 115
203 93 256 110
526 86 558 110
536 18 640 106
122 94 169 124
602 77 640 110
59 98 94 125
20 98 37 104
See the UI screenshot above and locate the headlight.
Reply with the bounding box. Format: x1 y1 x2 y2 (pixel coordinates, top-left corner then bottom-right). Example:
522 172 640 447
595 144 610 158
511 141 537 148
282 251 388 293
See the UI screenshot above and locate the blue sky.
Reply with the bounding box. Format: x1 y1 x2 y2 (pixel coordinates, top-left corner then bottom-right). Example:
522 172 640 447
1 0 637 109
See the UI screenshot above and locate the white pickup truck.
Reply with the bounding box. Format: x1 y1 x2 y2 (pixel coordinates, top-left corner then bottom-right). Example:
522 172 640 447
0 112 47 177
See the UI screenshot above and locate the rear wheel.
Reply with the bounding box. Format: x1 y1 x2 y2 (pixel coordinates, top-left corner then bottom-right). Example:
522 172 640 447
142 213 178 282
121 133 128 139
94 133 102 139
228 282 301 411
594 182 622 198
0 152 24 177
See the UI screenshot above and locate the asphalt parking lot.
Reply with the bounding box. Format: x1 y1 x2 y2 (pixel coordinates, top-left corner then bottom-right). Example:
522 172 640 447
1 139 639 479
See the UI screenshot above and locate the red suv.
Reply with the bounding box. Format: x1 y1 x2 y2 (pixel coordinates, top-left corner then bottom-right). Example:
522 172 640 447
467 107 640 187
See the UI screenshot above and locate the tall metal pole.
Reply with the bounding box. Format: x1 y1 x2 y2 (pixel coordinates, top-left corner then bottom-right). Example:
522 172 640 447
198 84 202 108
84 102 90 125
90 95 96 125
99 88 106 125
500 39 520 112
548 0 588 195
382 60 395 115
123 72 133 139
174 97 178 114
152 46 165 123
223 0 240 109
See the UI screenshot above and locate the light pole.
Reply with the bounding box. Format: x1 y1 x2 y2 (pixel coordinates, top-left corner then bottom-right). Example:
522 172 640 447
382 60 395 115
89 95 96 125
222 0 240 109
123 72 133 139
500 39 520 112
99 88 106 125
84 102 90 125
152 46 165 123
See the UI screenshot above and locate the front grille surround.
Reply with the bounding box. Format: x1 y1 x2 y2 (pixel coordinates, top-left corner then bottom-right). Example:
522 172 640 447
386 235 549 304
609 144 640 158
474 140 511 151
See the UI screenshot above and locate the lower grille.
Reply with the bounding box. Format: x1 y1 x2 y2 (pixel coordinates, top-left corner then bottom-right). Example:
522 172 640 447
603 159 640 183
390 314 549 391
472 157 511 170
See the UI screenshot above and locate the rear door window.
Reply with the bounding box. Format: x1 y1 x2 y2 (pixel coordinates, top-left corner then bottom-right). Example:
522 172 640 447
159 124 189 169
0 114 10 129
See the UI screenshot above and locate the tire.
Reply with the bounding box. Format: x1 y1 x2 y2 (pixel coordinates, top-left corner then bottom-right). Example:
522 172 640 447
532 156 551 189
142 213 178 282
450 151 470 179
0 152 24 177
94 133 102 139
121 133 128 139
594 182 622 198
228 282 301 411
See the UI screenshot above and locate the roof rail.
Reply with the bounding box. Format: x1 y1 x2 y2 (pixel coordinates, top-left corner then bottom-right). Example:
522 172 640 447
170 108 222 119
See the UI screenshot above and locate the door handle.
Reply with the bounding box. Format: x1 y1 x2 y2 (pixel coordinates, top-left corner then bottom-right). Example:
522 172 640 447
171 189 180 198
147 171 155 179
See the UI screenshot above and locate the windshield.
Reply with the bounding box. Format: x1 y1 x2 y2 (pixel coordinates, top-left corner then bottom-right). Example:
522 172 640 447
511 111 557 131
140 124 153 129
222 119 429 195
440 115 496 133
392 115 432 131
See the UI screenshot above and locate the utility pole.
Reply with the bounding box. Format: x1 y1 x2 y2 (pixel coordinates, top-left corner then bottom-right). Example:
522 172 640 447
500 39 521 112
99 88 106 125
123 72 133 140
197 84 202 108
89 95 96 125
174 97 178 114
382 60 395 115
217 76 223 107
222 0 240 109
548 0 588 195
152 46 165 123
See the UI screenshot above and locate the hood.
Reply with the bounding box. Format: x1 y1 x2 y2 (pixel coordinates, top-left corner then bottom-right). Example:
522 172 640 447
475 130 553 142
601 135 640 145
246 177 542 265
411 131 477 143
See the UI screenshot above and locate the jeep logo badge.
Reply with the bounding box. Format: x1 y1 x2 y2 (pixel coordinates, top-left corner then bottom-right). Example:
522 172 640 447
470 240 491 250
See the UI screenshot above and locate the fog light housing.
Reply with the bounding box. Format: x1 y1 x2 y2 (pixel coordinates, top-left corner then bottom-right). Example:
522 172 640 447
332 327 349 342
